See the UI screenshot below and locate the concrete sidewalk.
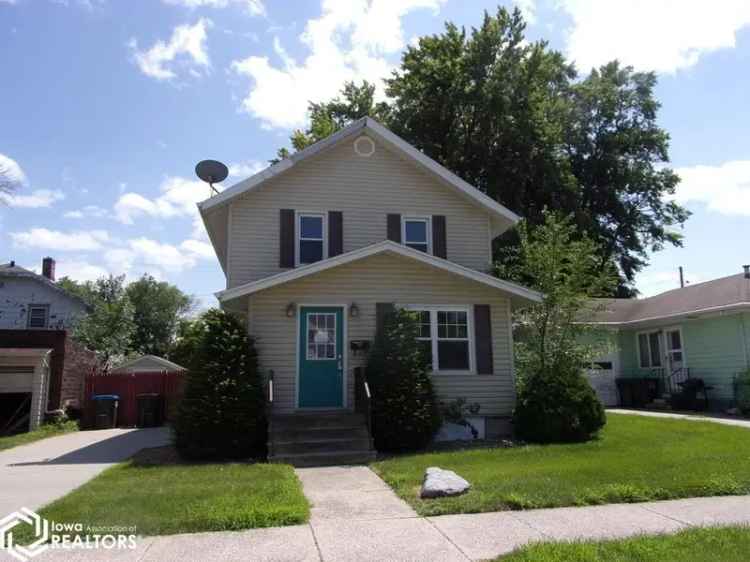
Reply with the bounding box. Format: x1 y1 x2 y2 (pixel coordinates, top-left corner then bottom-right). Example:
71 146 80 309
0 427 170 515
608 408 750 429
29 466 750 562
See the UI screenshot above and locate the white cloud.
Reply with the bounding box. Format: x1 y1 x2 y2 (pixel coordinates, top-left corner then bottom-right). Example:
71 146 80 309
673 160 750 216
180 238 215 259
5 189 65 208
163 0 265 15
0 153 26 188
10 228 109 251
64 204 107 219
515 0 536 24
228 159 266 179
231 0 445 129
557 0 750 73
129 19 212 81
54 259 110 283
114 176 210 238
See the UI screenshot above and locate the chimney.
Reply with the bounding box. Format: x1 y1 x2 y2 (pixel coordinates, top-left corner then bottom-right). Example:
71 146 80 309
679 266 684 288
744 265 750 279
9 260 14 268
42 257 55 281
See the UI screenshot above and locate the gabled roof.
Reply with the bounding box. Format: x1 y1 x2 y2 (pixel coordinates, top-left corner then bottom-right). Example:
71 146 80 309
111 354 186 373
586 272 750 326
217 240 542 306
198 117 519 237
0 262 90 310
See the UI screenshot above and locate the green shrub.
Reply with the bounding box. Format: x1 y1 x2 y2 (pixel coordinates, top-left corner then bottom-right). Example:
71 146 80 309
513 366 606 443
173 309 266 459
367 308 441 451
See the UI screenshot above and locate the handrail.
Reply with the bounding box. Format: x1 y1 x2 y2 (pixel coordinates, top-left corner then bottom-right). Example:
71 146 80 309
354 367 372 436
267 370 274 404
364 381 371 400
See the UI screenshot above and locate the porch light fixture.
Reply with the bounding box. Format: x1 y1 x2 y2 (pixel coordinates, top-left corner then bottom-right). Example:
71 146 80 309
285 302 296 318
350 303 360 318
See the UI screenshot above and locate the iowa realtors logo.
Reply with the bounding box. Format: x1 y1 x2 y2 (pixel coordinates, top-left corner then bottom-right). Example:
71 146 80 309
0 508 49 562
0 508 137 561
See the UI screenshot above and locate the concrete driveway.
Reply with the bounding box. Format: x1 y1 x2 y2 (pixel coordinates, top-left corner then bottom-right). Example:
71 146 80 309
0 427 170 515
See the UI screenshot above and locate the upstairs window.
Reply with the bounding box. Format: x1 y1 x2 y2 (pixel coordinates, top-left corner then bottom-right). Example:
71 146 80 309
297 213 326 265
402 217 431 253
27 305 49 329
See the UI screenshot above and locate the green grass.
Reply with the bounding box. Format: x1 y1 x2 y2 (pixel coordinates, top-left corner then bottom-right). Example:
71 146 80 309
0 421 79 451
16 460 309 540
499 525 750 561
372 413 750 516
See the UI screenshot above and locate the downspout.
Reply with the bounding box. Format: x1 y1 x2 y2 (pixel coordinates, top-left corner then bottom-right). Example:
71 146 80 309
741 312 750 370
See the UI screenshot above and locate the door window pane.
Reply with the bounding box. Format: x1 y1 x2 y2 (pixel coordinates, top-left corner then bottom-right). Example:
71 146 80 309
307 313 336 360
669 330 681 350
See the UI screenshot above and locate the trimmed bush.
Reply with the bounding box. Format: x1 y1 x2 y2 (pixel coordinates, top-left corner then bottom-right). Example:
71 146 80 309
513 366 606 443
367 308 441 451
173 309 266 459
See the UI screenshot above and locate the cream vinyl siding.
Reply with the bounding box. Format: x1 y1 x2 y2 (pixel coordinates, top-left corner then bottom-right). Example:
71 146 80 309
248 252 515 415
228 133 492 288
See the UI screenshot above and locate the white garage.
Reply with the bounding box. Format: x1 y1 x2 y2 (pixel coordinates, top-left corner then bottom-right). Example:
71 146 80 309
0 348 52 434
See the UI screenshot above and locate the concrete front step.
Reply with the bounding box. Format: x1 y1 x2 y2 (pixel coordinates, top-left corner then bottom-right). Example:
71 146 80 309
273 437 374 455
272 426 370 442
270 449 377 467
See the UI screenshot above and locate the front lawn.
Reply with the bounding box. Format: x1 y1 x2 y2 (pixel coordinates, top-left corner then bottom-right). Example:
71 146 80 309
372 413 750 516
0 421 78 452
500 525 750 562
18 454 309 540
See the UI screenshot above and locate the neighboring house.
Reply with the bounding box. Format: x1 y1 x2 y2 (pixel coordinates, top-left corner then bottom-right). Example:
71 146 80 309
111 355 186 374
0 258 98 430
584 267 750 411
199 117 541 464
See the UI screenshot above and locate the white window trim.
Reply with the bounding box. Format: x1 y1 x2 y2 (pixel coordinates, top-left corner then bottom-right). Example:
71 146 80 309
401 216 432 254
404 305 475 375
295 211 328 266
636 329 663 369
27 304 49 329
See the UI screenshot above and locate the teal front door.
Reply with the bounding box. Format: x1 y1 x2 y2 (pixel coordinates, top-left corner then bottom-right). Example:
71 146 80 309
299 306 344 408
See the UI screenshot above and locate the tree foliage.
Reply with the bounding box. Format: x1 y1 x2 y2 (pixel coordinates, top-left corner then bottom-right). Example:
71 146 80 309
502 212 612 442
59 274 194 363
275 7 689 294
125 275 194 356
367 308 441 451
65 275 135 369
173 309 265 459
0 160 20 204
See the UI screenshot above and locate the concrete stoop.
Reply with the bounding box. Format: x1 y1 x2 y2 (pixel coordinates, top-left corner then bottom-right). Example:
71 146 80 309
268 412 376 467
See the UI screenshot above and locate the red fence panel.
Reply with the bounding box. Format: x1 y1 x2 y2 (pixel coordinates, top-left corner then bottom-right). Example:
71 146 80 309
84 370 185 427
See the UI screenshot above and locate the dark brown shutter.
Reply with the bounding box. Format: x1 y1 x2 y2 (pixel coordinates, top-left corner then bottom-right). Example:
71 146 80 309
376 302 395 336
279 209 295 268
328 211 343 257
432 215 447 258
474 304 493 374
387 214 401 242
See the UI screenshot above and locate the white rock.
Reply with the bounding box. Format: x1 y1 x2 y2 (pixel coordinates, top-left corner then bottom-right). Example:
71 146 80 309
420 466 471 498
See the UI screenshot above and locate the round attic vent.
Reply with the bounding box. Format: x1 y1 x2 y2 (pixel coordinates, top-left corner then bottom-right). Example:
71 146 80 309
354 136 375 157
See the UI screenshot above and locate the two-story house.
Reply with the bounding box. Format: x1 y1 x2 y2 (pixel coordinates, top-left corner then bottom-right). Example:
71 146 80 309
0 258 97 433
198 117 541 465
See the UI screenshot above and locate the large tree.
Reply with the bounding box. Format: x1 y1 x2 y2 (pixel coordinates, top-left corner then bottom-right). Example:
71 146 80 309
125 275 194 356
276 7 688 295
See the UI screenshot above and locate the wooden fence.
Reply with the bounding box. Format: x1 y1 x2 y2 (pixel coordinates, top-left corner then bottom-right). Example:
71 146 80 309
84 370 185 427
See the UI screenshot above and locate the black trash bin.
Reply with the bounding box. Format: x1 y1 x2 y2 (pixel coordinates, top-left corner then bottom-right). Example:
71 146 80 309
92 394 119 429
136 393 164 428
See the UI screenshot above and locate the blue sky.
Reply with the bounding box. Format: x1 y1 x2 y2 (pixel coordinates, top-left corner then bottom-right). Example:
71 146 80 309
1 0 749 308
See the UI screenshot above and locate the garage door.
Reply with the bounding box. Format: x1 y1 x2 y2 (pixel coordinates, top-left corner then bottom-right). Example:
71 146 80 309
585 369 619 407
0 366 34 393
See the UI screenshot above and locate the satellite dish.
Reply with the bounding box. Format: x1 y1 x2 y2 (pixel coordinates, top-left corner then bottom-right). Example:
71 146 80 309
195 160 228 196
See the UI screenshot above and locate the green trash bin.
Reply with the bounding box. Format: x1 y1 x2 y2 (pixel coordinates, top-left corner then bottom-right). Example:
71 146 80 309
92 395 119 429
136 393 164 427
